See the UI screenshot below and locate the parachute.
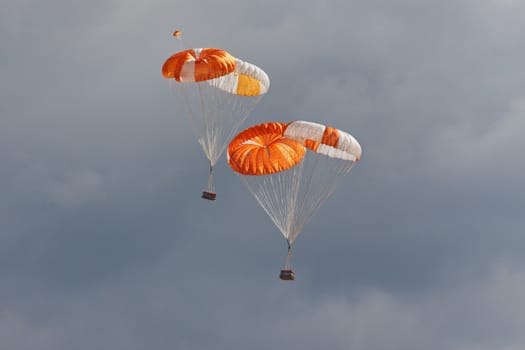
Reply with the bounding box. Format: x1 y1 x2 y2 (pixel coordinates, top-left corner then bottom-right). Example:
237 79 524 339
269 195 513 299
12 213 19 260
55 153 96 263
228 121 362 280
162 31 270 200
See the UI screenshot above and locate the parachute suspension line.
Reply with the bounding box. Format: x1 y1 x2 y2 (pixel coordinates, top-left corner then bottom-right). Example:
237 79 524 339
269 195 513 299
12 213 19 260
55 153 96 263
240 152 358 242
240 155 309 243
205 85 225 165
291 154 325 242
289 154 356 242
174 80 226 165
241 169 294 241
219 92 264 165
177 79 264 200
171 81 204 143
198 82 212 161
285 158 304 242
204 85 263 167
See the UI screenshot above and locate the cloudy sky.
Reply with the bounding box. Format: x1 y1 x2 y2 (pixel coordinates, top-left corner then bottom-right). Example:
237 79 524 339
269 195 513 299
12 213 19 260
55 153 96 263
2 0 525 349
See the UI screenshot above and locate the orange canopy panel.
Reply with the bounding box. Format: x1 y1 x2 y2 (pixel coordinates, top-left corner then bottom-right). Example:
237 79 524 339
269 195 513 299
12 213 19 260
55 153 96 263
228 122 306 176
162 48 236 82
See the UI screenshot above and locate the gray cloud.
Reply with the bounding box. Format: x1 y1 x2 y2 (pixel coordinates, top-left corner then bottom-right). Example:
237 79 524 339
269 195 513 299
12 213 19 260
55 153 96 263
2 0 525 349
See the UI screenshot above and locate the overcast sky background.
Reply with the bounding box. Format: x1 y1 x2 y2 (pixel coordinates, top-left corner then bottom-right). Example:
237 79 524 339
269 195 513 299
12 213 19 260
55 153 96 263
2 0 525 349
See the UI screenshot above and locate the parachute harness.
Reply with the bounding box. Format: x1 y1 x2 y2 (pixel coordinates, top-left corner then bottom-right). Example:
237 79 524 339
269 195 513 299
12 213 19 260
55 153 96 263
283 239 292 269
207 161 215 193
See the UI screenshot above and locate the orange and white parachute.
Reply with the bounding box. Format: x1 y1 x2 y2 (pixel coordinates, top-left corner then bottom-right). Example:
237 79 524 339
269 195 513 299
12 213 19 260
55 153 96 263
228 121 361 275
162 31 269 199
162 49 268 96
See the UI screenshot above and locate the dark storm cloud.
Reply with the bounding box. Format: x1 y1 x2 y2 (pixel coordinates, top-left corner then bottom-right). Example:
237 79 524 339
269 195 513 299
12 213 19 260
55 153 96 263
2 0 525 349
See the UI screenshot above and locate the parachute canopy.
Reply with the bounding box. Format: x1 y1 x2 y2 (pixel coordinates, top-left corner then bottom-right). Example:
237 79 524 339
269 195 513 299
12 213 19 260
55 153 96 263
228 121 361 176
162 49 269 96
